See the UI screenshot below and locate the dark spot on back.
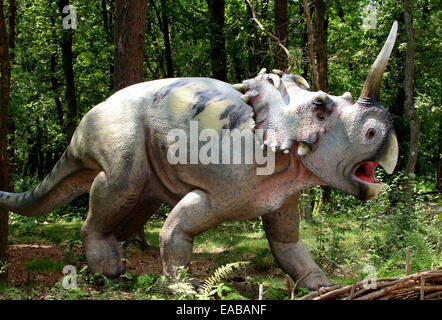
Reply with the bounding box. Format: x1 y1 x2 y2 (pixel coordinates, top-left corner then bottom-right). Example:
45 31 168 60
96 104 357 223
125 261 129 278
193 103 206 117
192 90 223 117
228 108 247 129
219 104 236 120
153 80 189 103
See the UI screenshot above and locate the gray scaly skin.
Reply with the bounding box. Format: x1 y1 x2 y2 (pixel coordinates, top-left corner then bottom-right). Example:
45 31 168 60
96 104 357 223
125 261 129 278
0 23 399 290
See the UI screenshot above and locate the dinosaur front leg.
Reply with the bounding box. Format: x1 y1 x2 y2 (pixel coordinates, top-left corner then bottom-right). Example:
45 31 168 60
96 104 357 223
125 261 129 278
159 190 222 285
262 195 331 290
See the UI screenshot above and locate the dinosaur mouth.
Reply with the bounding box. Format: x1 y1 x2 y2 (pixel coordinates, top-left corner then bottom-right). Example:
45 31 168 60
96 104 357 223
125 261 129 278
353 161 381 184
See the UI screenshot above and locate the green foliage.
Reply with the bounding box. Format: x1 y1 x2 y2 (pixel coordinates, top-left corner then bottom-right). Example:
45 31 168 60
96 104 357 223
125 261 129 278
308 171 441 282
132 273 160 290
376 231 442 277
24 257 64 272
1 0 441 301
251 248 276 271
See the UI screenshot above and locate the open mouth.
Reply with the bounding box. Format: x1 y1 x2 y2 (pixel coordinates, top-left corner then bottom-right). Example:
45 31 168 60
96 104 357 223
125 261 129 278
353 161 381 184
349 132 398 201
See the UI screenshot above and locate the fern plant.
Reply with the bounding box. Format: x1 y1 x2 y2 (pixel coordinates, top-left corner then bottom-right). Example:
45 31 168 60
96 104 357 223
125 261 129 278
159 262 248 300
198 261 248 298
376 231 442 277
0 260 9 276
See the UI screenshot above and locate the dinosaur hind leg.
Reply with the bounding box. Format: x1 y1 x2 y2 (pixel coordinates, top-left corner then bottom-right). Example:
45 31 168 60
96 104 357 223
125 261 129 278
114 199 161 242
81 168 147 277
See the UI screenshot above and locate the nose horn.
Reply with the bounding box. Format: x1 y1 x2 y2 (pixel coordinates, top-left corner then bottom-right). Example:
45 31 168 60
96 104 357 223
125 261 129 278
359 21 398 102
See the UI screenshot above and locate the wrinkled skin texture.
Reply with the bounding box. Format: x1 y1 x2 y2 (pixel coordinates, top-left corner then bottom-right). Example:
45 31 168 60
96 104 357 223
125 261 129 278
0 24 399 291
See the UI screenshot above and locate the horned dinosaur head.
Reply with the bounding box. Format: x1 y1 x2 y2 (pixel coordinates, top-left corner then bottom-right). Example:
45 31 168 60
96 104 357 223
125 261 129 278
234 22 399 201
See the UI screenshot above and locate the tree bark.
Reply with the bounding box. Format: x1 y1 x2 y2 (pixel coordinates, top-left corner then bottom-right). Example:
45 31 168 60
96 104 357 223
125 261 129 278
299 4 309 79
7 0 14 58
58 0 78 142
113 0 147 90
101 0 114 90
49 9 64 129
50 52 64 128
313 0 331 203
301 0 320 90
314 0 328 92
113 0 148 250
207 0 227 81
403 0 419 175
402 0 420 212
152 0 174 78
160 0 173 78
274 0 288 71
0 0 14 281
437 108 442 192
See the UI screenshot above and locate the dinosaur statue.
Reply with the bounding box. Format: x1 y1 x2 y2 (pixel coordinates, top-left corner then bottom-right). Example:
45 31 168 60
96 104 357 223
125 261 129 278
0 23 399 289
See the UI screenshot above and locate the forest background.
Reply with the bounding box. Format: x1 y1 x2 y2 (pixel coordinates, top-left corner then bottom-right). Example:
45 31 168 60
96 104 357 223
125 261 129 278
0 0 440 300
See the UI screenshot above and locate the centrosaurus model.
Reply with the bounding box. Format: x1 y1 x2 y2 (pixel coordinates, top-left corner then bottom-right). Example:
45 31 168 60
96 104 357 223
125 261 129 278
0 23 399 289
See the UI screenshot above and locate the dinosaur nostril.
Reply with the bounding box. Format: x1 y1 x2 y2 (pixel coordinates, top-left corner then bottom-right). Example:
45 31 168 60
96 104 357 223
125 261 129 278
366 128 376 140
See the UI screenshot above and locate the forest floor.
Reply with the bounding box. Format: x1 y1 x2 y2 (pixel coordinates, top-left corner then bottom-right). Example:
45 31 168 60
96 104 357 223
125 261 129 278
1 199 440 300
0 218 301 300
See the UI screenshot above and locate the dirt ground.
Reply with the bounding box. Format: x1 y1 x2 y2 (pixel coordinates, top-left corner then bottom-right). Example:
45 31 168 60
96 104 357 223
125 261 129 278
5 244 217 287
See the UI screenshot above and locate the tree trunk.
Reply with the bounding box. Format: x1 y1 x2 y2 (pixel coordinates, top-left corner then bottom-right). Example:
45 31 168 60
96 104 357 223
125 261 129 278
49 10 64 129
7 0 14 58
274 0 288 71
160 0 173 78
314 0 328 92
50 53 64 128
245 0 260 75
152 0 174 78
313 0 331 203
58 0 78 142
113 0 147 90
0 0 14 282
402 0 419 211
101 0 115 91
437 108 442 192
207 0 227 81
403 0 419 175
299 4 309 80
301 0 320 90
113 0 148 250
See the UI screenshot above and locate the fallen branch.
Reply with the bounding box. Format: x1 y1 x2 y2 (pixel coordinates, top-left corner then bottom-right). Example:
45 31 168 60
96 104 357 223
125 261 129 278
299 268 442 300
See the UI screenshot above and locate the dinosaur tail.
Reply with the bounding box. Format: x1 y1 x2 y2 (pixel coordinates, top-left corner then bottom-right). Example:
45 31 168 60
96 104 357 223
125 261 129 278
0 147 94 217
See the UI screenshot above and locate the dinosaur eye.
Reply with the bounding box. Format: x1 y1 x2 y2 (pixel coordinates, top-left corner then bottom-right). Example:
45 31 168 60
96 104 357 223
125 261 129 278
316 112 326 121
366 128 376 140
